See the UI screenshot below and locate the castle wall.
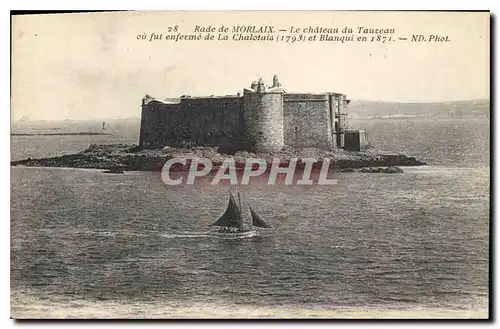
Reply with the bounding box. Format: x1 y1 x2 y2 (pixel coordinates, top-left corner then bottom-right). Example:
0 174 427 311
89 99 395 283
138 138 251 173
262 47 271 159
243 91 284 152
139 101 180 148
283 94 333 149
139 97 242 148
139 76 352 151
175 97 243 147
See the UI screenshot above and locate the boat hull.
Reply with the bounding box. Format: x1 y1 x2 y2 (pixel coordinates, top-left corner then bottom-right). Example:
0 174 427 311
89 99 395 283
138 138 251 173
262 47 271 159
210 230 257 239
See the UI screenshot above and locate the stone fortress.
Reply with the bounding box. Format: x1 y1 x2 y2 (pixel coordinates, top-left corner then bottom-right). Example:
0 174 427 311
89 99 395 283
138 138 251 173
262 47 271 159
139 75 367 153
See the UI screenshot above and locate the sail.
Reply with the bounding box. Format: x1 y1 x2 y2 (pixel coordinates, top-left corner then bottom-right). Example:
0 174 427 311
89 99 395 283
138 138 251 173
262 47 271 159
250 206 271 228
212 192 242 228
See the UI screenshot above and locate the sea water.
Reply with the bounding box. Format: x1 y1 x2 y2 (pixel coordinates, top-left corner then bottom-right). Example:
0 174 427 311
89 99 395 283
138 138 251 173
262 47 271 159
10 117 490 318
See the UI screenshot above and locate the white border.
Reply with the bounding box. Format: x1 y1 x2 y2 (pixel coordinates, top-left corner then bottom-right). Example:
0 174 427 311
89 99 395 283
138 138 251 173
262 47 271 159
2 0 498 10
1 1 497 328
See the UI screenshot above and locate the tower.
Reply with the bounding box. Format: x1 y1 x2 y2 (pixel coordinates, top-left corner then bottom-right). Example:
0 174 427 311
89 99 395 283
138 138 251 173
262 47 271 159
272 74 281 88
242 77 284 153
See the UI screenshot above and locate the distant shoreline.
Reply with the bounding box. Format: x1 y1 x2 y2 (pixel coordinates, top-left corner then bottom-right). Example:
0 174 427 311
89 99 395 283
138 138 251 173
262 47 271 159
11 132 113 136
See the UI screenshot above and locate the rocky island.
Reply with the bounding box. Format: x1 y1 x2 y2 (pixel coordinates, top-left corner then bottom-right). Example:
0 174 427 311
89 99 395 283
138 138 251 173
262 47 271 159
11 143 426 173
11 75 429 173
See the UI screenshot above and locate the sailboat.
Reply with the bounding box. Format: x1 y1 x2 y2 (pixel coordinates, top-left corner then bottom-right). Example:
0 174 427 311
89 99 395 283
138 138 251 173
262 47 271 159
210 189 272 238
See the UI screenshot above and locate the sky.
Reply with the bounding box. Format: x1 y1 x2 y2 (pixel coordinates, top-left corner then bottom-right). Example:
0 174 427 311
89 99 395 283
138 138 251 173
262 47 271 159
11 11 490 120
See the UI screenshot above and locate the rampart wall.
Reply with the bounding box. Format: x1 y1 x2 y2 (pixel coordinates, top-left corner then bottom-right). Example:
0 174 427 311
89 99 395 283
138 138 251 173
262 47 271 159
283 94 334 149
140 97 242 148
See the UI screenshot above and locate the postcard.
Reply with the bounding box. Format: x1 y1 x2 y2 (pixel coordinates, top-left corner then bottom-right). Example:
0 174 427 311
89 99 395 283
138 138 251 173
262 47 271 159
10 10 490 319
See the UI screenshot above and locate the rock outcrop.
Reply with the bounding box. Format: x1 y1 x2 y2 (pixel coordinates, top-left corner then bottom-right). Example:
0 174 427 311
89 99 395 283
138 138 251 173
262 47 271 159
11 144 426 172
359 166 404 174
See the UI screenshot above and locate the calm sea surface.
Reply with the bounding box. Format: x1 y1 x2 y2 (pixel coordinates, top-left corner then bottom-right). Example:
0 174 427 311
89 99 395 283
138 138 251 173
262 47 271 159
10 118 490 318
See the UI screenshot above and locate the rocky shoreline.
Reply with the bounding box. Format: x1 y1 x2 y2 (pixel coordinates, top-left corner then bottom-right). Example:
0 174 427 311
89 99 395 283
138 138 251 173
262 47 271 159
11 143 427 173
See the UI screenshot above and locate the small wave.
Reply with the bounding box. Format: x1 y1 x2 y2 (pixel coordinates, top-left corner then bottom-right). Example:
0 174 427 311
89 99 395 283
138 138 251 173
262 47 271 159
158 231 257 239
94 231 118 237
36 229 120 237
211 233 257 240
158 231 212 239
402 166 485 174
77 231 148 238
